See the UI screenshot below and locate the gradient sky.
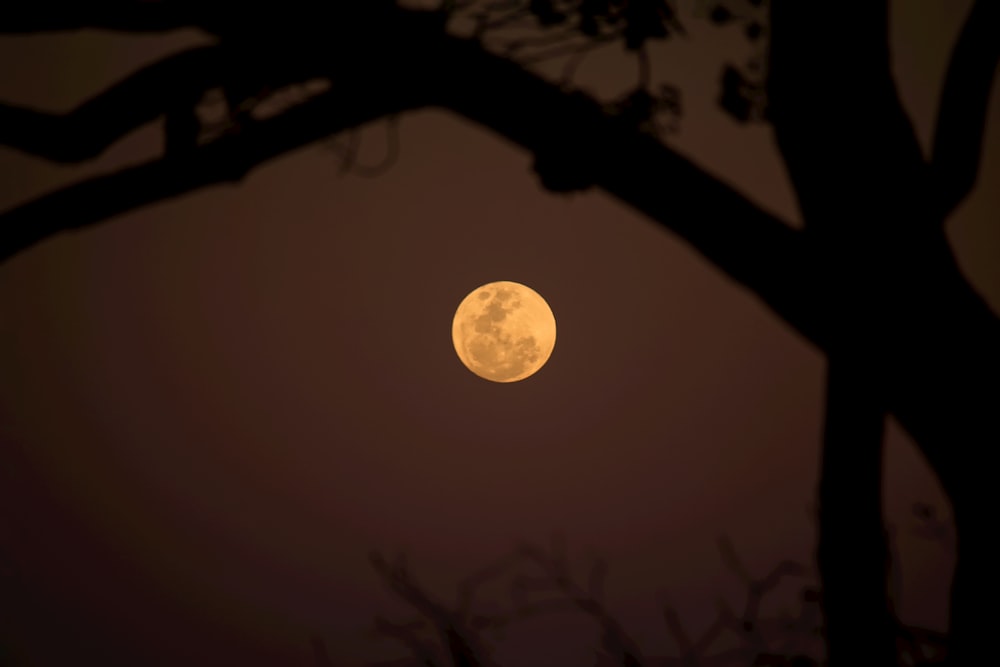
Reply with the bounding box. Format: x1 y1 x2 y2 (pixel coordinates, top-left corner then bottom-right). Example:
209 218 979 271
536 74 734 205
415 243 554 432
1 2 997 665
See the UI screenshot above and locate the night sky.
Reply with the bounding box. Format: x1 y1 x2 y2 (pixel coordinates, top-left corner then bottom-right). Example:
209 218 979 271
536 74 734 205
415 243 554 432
1 2 997 665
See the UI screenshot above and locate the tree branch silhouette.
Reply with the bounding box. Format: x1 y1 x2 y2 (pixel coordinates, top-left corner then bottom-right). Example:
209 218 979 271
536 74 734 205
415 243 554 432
2 4 998 663
767 0 926 233
427 30 820 345
0 17 816 352
930 0 1000 218
767 1 997 663
0 33 435 261
657 538 819 666
369 549 519 667
0 45 226 163
514 540 644 666
716 536 809 657
369 530 953 666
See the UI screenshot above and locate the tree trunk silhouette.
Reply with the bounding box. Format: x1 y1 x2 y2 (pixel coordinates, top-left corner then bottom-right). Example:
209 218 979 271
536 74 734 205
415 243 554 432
769 2 999 663
818 357 896 666
2 2 999 663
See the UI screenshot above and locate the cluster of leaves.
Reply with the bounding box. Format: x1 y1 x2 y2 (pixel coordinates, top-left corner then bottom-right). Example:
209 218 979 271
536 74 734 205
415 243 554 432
701 1 771 123
453 0 684 51
719 64 767 123
449 0 772 137
167 0 766 185
603 83 682 134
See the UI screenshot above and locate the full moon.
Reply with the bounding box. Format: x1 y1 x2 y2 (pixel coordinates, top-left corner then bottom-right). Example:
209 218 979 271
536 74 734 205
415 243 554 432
452 281 557 383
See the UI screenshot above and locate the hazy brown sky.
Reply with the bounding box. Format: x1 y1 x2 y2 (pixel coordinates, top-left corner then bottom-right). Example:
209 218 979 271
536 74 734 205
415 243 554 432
1 2 997 665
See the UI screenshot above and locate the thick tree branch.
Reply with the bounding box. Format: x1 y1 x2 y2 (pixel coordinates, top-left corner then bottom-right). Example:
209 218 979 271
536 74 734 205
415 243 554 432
0 27 820 353
427 37 1000 524
1 1 410 68
0 7 407 164
0 65 426 262
427 34 821 348
0 45 226 163
930 0 1000 218
767 0 927 232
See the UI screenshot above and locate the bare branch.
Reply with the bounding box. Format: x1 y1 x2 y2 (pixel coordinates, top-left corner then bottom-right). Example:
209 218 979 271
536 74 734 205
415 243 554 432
0 45 226 163
373 615 441 666
370 551 448 623
661 603 695 656
714 535 806 650
930 0 1000 218
0 63 425 262
717 536 753 585
370 549 504 667
456 549 524 615
659 538 824 666
515 541 644 664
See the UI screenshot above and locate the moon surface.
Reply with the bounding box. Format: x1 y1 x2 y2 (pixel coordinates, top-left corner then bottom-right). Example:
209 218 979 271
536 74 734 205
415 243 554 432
452 281 557 383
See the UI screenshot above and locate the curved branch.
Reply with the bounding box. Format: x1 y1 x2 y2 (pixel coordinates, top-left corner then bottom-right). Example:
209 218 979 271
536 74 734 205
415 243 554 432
0 45 225 163
429 35 820 347
930 0 1000 218
369 551 491 667
0 28 819 350
0 69 425 262
516 543 643 664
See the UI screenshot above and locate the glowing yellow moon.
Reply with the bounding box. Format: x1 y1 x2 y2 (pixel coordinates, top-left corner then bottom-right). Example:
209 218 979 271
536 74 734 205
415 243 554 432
452 281 557 383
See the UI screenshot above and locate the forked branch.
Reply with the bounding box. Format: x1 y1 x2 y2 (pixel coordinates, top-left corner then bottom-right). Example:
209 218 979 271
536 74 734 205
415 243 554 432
767 0 925 230
0 45 226 163
0 65 423 262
